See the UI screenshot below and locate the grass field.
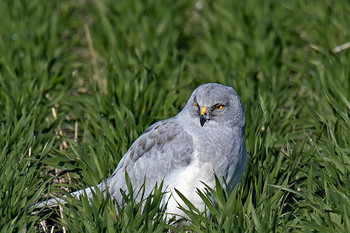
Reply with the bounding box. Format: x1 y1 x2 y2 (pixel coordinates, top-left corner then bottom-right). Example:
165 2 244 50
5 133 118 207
1 0 350 232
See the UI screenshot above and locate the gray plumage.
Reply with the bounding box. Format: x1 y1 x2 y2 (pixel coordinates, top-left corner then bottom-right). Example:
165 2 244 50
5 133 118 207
34 83 247 218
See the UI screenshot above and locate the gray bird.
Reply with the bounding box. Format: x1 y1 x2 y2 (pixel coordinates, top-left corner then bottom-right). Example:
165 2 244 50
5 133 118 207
35 83 247 219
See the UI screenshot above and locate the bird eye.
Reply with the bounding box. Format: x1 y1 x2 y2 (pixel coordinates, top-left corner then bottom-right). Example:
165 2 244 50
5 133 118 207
195 102 198 106
215 105 224 109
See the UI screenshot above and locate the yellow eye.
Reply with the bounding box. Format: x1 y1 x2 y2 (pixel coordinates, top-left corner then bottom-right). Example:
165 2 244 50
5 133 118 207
216 105 224 109
195 102 198 106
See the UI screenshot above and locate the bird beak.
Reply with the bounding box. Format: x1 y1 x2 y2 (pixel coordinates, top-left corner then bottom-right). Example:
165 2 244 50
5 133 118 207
200 107 208 127
200 106 207 116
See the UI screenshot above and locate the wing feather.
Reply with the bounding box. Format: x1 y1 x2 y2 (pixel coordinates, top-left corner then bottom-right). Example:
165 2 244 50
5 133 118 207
107 119 194 202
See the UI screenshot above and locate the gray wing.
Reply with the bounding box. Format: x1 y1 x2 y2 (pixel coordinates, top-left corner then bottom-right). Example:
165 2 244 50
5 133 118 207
106 119 194 203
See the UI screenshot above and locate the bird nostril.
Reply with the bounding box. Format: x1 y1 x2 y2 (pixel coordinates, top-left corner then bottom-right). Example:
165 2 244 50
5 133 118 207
200 107 208 115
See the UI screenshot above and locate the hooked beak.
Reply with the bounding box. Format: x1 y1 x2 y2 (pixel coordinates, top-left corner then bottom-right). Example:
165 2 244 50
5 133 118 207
200 107 209 127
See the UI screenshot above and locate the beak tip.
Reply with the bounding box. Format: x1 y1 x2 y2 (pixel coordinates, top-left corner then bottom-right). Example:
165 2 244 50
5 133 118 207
200 115 207 127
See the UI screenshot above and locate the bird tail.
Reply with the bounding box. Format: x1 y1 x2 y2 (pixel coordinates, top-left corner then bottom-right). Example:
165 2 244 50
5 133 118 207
31 184 103 209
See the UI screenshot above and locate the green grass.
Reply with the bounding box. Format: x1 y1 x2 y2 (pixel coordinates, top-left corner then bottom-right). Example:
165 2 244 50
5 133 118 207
1 0 350 232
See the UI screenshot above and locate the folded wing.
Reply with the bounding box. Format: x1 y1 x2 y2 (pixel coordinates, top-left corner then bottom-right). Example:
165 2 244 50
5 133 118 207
107 119 195 203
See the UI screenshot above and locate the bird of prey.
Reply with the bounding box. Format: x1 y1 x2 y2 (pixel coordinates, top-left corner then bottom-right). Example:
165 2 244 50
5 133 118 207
34 83 247 219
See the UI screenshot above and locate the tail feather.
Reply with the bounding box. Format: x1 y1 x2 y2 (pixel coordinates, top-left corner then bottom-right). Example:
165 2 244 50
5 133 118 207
31 185 99 209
